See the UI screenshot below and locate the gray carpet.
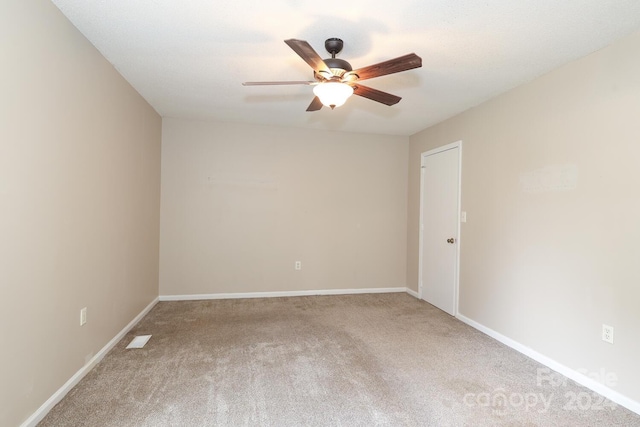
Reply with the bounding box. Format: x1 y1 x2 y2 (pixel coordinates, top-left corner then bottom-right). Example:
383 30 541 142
40 294 640 426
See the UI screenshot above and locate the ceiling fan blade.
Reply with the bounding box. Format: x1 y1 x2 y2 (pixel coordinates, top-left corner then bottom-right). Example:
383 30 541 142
350 53 422 81
284 39 332 75
352 84 402 106
242 81 314 86
306 96 323 112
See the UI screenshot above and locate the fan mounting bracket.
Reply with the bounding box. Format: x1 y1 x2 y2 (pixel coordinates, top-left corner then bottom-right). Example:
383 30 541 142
325 38 344 57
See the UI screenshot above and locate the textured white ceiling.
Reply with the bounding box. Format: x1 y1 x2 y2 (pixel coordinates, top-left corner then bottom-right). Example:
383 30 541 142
51 0 640 136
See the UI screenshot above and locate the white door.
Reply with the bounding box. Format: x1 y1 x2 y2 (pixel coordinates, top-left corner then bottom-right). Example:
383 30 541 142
419 143 461 315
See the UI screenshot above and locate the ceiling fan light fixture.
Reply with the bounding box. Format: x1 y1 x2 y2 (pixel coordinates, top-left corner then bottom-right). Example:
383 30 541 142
313 82 354 109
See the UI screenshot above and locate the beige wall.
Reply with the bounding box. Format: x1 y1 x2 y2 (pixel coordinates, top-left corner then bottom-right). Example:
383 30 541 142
0 1 162 425
408 30 640 402
160 119 408 295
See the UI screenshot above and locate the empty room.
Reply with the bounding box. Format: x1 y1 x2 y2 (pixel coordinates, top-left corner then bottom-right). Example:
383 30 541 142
2 0 640 426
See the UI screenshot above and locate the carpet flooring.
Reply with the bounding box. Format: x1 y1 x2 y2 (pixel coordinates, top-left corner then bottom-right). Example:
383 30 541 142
40 293 640 426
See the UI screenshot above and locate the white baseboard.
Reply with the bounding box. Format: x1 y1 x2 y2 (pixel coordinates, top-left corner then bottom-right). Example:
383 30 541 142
405 288 420 299
21 297 159 427
160 287 408 301
456 313 640 416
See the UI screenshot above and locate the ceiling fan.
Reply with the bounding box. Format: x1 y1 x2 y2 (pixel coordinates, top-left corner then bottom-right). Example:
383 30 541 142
243 38 422 111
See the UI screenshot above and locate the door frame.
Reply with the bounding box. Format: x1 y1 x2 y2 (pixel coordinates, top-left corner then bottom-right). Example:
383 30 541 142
418 140 462 316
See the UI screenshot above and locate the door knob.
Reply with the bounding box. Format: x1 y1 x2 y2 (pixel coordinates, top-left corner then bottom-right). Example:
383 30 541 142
447 238 455 244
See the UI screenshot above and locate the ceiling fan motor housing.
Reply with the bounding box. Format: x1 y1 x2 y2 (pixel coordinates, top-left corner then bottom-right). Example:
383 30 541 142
324 57 352 73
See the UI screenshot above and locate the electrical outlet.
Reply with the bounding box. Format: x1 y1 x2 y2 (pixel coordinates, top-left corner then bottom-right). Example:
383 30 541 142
80 307 87 326
602 324 614 344
294 261 302 271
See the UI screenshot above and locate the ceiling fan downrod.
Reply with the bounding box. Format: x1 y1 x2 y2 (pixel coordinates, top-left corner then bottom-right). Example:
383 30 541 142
323 38 352 75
